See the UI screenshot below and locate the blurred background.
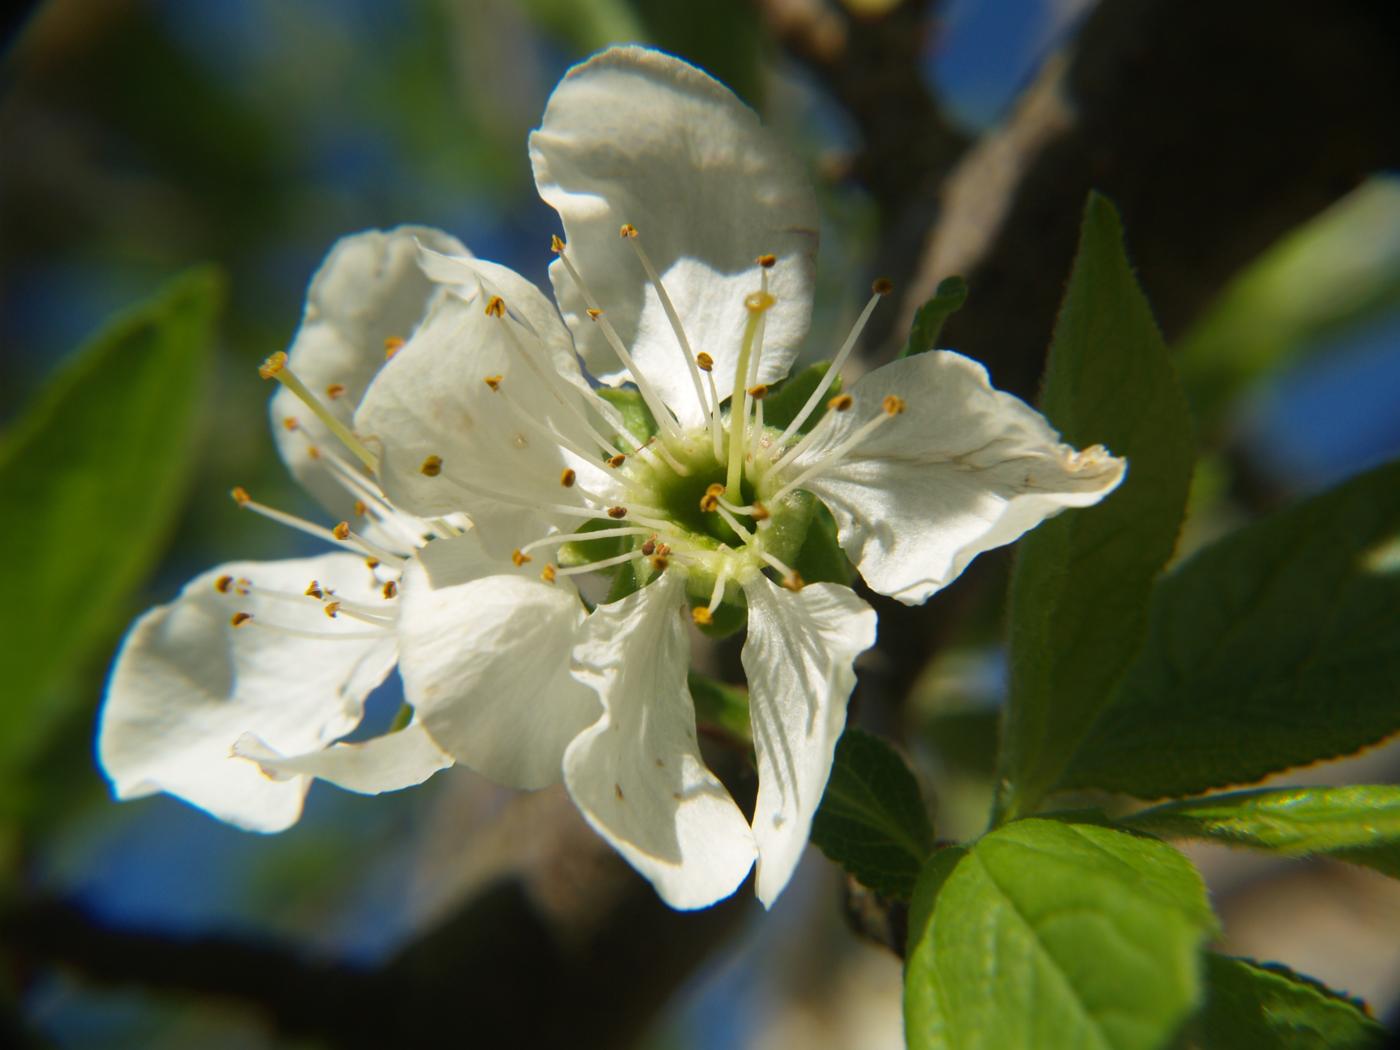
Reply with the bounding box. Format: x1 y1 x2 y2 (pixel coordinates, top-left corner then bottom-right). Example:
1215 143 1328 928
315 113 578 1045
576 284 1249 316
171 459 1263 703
2 0 1399 1046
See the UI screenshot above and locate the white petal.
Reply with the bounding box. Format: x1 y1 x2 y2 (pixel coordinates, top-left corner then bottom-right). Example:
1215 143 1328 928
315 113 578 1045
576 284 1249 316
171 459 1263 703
98 554 398 832
741 576 877 908
354 287 616 553
793 352 1127 605
564 572 756 909
396 532 598 790
530 46 819 426
271 227 468 524
232 721 451 794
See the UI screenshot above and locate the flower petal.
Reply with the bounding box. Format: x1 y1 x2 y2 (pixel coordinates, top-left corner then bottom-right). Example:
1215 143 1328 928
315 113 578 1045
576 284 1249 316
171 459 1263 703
98 554 398 832
232 721 451 794
741 575 877 908
396 532 598 790
564 572 756 909
530 46 819 426
354 285 616 553
272 227 468 523
792 352 1127 605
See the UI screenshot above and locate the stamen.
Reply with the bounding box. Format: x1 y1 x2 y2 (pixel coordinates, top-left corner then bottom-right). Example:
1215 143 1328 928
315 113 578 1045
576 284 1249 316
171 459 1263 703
560 468 577 487
607 506 629 519
421 455 443 477
233 487 347 549
541 564 558 584
726 291 776 494
215 575 234 594
384 336 405 359
512 549 531 566
518 526 649 555
714 501 755 542
706 567 729 614
244 615 386 642
691 606 712 626
554 248 682 443
491 376 613 466
382 580 397 599
330 522 408 568
767 396 906 503
704 367 724 459
622 223 710 418
231 611 253 627
325 383 347 400
436 472 614 524
759 551 804 591
554 549 646 578
757 254 777 269
775 280 892 445
259 352 379 472
484 295 506 318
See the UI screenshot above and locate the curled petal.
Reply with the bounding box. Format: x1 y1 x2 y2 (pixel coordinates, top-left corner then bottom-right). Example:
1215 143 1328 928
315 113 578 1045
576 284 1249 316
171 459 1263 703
98 554 398 832
741 576 877 907
565 572 756 909
396 531 598 790
792 352 1127 605
232 720 450 794
271 226 468 525
531 46 819 426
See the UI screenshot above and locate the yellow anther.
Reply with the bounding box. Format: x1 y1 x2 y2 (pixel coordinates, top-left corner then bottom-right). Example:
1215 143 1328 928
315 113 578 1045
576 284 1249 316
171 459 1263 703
420 455 443 477
829 393 854 412
654 542 671 558
560 468 577 487
512 549 531 567
282 416 299 431
550 234 565 254
214 575 233 594
607 453 626 468
231 486 251 505
234 578 251 596
332 521 351 541
353 499 367 517
307 446 322 460
744 290 776 313
619 223 638 239
541 564 557 584
258 352 288 380
384 336 406 359
305 580 323 599
230 612 253 627
364 557 380 570
586 308 603 321
382 580 398 599
872 277 895 296
651 555 670 572
607 506 628 519
706 483 726 497
699 493 719 512
883 394 906 415
484 375 502 391
782 572 805 592
324 602 341 618
747 384 770 399
485 295 506 318
691 607 713 626
325 383 346 399
695 352 714 372
757 253 777 269
751 502 770 521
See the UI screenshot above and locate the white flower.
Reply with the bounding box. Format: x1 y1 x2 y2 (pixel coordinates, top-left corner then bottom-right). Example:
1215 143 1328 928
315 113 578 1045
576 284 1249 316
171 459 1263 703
98 228 465 831
347 47 1124 908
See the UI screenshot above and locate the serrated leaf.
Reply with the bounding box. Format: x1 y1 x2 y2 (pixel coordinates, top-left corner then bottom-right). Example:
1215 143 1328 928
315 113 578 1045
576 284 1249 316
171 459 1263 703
810 729 933 898
996 192 1195 821
596 386 658 445
1062 458 1400 799
1193 955 1385 1050
905 819 1216 1050
899 276 968 358
1122 786 1400 879
0 269 221 780
761 361 841 435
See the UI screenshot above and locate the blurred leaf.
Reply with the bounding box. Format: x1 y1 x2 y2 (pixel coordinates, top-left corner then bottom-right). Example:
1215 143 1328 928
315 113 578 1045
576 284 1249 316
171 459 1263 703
1178 176 1400 437
1193 955 1385 1050
597 386 659 445
1124 786 1400 879
899 276 968 358
763 362 840 435
631 0 764 106
0 269 221 784
810 729 933 899
905 819 1216 1050
1062 459 1400 799
997 192 1194 820
688 673 751 744
518 0 645 52
926 708 1000 779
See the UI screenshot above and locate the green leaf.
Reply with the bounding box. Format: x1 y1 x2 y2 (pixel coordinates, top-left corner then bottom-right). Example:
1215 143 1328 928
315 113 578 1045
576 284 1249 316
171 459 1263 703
761 361 841 435
905 819 1217 1050
1062 458 1400 799
899 276 968 358
0 269 221 780
596 386 659 445
996 192 1195 821
1193 955 1385 1050
810 729 934 898
688 673 751 744
1122 786 1400 879
793 501 853 587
